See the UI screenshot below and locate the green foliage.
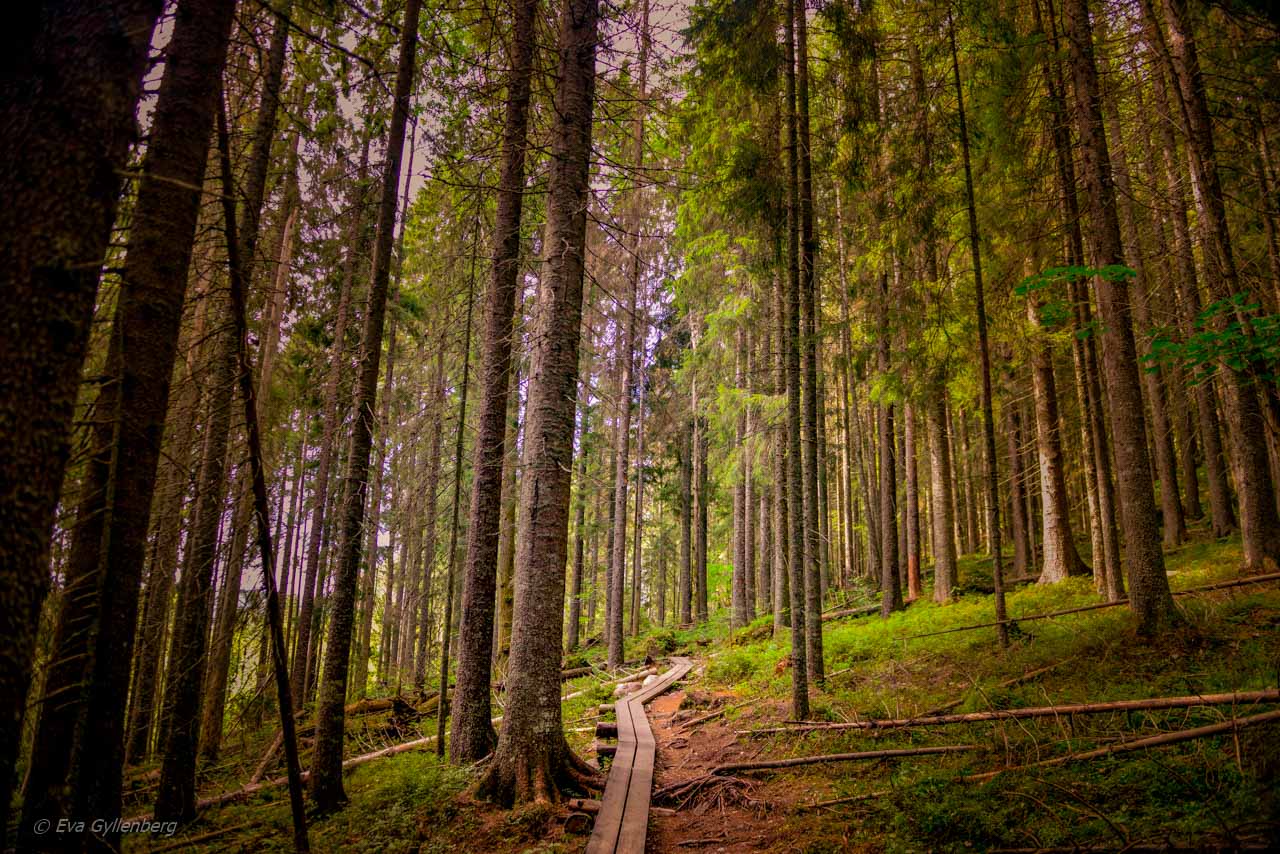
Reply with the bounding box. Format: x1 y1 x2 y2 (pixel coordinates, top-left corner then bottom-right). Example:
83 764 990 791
1148 292 1280 384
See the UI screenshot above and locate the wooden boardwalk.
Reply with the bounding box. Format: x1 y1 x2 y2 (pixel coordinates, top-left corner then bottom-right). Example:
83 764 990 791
586 657 694 854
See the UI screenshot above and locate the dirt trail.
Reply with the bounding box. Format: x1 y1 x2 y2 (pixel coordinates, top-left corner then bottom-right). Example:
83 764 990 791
645 685 808 852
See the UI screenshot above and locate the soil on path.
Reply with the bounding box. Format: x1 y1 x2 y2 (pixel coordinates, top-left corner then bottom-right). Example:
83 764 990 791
646 687 833 852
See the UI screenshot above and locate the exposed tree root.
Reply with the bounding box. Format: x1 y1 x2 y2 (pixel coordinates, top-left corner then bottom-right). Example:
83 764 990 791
474 733 601 807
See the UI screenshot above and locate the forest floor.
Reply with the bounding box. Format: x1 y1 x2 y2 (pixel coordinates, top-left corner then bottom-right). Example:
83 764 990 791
122 529 1280 852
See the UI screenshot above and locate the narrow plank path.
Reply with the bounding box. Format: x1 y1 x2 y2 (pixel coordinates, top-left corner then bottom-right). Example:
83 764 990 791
586 656 694 854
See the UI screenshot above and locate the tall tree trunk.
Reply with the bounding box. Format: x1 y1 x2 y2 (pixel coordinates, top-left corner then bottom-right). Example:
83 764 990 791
494 345 523 670
733 328 749 629
1102 61 1186 548
476 0 600 801
212 101 311 849
1005 394 1032 579
949 10 1007 643
0 4 161 834
412 352 447 688
773 268 790 637
1062 0 1177 634
795 0 823 683
450 0 540 763
630 373 647 637
291 135 370 703
156 0 292 820
1140 23 1233 535
308 0 422 809
782 0 809 716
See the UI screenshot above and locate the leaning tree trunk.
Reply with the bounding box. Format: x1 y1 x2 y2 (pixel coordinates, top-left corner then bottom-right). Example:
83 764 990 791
1062 0 1177 636
155 0 292 823
308 0 422 811
450 0 540 764
475 0 601 803
0 3 160 838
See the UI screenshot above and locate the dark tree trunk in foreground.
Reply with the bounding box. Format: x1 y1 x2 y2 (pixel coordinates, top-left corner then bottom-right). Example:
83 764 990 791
309 0 422 810
213 99 311 851
476 0 601 803
21 0 235 841
450 0 539 764
1063 0 1176 636
0 4 160 837
156 0 292 823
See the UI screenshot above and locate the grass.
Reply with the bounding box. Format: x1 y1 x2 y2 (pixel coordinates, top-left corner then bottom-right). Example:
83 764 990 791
122 532 1280 852
708 533 1280 852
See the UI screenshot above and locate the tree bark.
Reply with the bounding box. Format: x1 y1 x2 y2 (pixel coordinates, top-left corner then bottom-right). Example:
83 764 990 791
307 0 422 810
783 0 810 717
0 2 161 839
1062 0 1177 635
475 0 600 803
451 0 540 763
926 398 958 601
795 0 823 684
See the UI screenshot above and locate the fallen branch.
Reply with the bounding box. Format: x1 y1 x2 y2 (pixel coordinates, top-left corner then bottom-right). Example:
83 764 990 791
966 707 1280 782
711 744 979 774
744 689 1280 736
796 790 887 811
677 700 751 732
924 659 1072 716
902 572 1280 641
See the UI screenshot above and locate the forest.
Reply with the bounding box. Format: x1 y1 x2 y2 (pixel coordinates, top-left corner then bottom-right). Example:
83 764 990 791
2 0 1280 850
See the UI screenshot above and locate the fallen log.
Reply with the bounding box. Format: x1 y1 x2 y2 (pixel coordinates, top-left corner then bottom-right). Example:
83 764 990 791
902 572 1280 642
250 695 421 781
821 604 880 622
745 689 1280 736
711 744 979 775
965 707 1280 782
561 667 658 703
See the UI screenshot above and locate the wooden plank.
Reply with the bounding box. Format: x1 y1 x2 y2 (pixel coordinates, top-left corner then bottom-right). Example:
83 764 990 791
585 658 692 854
586 698 639 854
